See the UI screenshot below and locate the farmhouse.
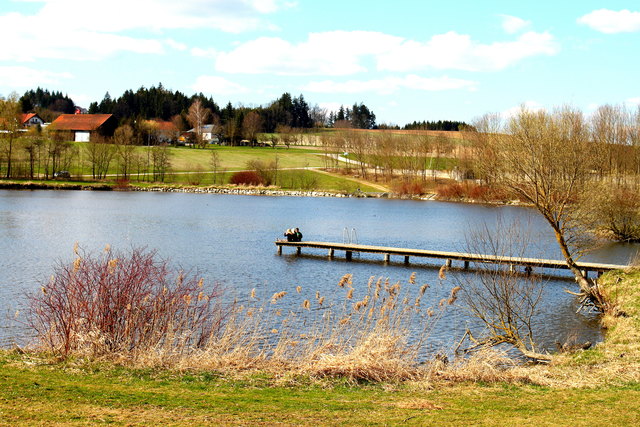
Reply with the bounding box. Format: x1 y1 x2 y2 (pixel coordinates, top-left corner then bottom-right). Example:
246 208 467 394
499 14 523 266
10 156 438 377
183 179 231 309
186 124 218 143
50 114 116 142
21 113 45 128
155 120 179 143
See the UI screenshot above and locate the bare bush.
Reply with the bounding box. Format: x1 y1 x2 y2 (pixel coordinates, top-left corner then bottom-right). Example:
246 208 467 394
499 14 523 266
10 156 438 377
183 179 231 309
589 185 640 241
455 219 547 360
392 179 427 196
27 245 225 358
229 170 264 186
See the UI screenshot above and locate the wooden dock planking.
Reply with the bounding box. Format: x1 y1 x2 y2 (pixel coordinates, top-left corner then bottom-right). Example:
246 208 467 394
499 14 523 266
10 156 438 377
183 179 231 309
275 241 627 275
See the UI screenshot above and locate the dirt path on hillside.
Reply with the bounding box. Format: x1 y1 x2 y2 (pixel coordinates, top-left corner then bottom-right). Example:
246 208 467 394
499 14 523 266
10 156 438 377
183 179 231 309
313 169 389 192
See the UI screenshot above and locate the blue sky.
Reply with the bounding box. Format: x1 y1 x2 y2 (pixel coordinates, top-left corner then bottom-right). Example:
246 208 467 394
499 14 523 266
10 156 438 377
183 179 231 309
1 0 639 125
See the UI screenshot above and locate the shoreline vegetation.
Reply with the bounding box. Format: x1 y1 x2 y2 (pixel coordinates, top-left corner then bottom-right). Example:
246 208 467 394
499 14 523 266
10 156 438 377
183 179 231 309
1 179 534 206
1 248 639 424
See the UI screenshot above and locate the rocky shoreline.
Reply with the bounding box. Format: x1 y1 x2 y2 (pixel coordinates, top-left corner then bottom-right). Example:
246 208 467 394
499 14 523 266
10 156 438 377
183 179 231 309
1 180 525 204
131 185 439 200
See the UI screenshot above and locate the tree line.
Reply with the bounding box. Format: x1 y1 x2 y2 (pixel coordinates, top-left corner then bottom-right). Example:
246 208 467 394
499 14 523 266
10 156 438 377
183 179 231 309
12 85 468 145
403 120 468 131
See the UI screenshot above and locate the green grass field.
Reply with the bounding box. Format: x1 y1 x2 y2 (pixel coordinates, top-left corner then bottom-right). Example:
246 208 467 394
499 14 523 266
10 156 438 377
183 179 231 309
343 153 458 171
158 169 381 192
2 351 639 425
169 145 327 171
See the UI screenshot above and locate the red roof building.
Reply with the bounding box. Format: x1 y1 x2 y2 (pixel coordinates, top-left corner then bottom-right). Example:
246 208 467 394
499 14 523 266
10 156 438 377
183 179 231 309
50 114 116 141
21 113 45 127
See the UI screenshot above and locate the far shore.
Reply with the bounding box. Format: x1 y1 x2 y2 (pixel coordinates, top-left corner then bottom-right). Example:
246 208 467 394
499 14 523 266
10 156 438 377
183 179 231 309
0 179 532 206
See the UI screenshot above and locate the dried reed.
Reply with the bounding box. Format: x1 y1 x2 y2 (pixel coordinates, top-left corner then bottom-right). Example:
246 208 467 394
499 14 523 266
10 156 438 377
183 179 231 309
28 249 460 382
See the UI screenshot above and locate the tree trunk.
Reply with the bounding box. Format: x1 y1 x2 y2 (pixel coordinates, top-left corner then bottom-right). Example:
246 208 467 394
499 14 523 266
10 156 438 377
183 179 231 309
551 225 596 299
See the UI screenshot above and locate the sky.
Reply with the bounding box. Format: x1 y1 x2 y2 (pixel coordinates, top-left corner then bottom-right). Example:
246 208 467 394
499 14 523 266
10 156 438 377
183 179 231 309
1 0 639 125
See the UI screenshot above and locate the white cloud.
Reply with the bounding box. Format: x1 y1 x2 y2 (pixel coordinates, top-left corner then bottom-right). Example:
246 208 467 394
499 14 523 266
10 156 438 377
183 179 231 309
377 31 559 72
216 31 403 76
625 97 640 107
0 15 164 61
500 15 531 34
0 66 73 87
501 101 545 119
303 75 477 95
318 102 343 113
16 0 293 33
192 75 249 95
191 47 219 58
215 30 559 76
578 9 640 34
68 92 93 108
165 39 188 51
0 0 294 62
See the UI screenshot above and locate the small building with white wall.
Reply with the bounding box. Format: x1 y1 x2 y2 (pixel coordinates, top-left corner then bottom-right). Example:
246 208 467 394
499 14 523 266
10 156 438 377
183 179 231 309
50 114 116 142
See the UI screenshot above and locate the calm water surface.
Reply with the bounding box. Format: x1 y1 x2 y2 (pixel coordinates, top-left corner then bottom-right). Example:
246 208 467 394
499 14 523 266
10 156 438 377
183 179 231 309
1 190 638 353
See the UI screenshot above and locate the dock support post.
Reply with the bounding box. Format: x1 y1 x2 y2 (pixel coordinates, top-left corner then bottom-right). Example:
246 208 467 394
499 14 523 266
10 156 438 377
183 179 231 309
277 245 282 255
582 269 588 279
296 247 301 255
445 259 452 268
463 260 469 270
404 255 410 265
509 264 515 273
346 251 352 260
328 248 334 259
597 270 603 278
384 253 390 263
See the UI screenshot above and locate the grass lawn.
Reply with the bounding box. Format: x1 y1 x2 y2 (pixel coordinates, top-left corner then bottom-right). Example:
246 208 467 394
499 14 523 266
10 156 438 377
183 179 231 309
158 169 382 192
2 351 639 425
168 146 327 171
11 141 329 177
343 153 457 171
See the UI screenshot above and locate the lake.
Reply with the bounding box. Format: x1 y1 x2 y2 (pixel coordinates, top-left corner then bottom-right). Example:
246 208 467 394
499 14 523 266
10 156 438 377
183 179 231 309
1 189 638 354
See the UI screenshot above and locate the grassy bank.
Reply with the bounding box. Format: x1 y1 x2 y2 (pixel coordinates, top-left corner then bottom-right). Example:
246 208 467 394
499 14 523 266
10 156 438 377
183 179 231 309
2 350 639 425
0 168 383 193
2 261 639 424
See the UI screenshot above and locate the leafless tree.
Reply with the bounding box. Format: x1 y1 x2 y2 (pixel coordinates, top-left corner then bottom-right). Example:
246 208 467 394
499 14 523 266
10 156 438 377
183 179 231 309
276 124 294 149
309 104 328 128
242 111 262 145
187 99 212 149
151 144 171 182
86 136 116 179
210 150 221 185
0 93 21 178
471 106 601 305
113 125 136 179
455 218 547 360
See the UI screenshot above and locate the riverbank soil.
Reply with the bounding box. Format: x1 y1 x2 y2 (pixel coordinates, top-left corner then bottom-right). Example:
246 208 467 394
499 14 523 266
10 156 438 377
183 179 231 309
2 269 640 425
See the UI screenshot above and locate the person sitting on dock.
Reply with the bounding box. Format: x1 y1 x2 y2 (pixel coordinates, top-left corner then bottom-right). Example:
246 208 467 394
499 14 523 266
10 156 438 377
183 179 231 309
284 229 294 241
294 228 303 242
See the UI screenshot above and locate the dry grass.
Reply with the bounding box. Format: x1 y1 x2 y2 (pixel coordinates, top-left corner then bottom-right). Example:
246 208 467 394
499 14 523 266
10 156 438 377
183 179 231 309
440 268 640 388
166 274 455 383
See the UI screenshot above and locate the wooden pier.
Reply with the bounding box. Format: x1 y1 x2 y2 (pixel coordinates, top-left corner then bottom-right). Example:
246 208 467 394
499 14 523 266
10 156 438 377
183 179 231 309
275 241 627 276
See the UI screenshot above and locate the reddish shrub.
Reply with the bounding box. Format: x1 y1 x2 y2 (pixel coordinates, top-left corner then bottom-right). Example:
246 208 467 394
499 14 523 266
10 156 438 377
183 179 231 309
114 178 130 190
436 183 465 198
27 246 226 357
437 182 509 201
467 184 489 200
392 180 427 196
229 170 265 186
